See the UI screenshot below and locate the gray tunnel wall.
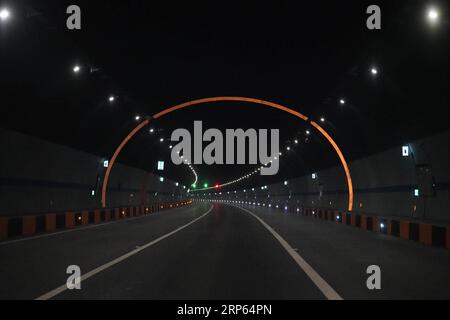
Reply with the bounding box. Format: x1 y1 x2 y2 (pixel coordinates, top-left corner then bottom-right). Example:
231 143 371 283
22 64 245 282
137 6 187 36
206 130 450 223
0 128 189 217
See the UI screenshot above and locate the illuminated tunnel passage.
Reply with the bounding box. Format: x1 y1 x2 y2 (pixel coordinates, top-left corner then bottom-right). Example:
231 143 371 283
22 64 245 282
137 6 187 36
101 97 354 212
1 1 450 303
1 117 450 300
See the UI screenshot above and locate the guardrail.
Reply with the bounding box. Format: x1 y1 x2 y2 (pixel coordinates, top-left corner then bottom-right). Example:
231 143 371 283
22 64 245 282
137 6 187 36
287 206 450 250
0 200 193 241
205 200 450 250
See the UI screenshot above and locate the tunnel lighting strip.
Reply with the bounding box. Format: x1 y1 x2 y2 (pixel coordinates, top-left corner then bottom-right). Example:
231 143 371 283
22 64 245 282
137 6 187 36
185 161 198 187
191 128 322 192
192 154 280 192
100 118 197 202
102 97 354 212
167 142 198 188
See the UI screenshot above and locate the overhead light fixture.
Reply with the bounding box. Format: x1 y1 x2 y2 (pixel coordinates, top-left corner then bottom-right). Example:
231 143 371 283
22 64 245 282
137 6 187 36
370 67 378 75
339 99 345 105
108 96 115 102
0 8 10 21
427 7 439 24
73 65 81 73
149 128 154 133
135 115 141 121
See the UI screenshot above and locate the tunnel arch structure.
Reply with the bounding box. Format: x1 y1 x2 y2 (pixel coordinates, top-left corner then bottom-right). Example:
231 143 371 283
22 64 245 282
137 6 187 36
101 97 354 211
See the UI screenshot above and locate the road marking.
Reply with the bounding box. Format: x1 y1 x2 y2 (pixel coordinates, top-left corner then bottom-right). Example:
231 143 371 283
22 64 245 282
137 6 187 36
35 205 213 300
0 205 198 246
232 205 343 300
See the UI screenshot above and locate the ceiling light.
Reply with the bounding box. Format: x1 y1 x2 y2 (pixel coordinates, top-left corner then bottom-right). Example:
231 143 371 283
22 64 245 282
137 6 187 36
427 7 439 23
0 8 10 21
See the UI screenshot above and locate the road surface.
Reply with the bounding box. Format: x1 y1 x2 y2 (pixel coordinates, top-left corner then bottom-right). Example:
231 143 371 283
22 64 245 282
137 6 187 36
0 202 448 300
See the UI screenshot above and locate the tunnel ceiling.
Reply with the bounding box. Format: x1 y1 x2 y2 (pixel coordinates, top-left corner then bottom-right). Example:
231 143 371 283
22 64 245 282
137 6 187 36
1 0 450 190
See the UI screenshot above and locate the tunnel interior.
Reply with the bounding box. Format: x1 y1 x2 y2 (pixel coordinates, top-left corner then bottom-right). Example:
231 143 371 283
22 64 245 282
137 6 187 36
0 0 449 302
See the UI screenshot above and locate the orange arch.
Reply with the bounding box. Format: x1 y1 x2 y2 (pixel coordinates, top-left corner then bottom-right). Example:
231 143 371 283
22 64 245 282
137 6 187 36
101 96 354 211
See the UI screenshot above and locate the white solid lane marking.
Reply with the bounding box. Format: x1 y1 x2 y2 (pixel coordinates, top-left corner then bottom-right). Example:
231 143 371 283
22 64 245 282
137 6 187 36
0 205 198 246
232 205 343 300
35 205 213 300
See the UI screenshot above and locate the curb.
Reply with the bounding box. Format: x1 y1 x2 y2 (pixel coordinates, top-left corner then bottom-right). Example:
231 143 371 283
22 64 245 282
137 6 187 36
0 200 193 241
299 207 449 250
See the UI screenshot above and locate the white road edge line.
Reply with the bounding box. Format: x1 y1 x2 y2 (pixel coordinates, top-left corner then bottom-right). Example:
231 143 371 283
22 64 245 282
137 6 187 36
0 205 199 246
232 204 343 301
35 205 213 300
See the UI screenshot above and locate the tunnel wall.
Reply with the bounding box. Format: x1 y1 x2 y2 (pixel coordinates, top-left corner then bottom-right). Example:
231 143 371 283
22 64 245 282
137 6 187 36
0 128 188 217
214 130 450 223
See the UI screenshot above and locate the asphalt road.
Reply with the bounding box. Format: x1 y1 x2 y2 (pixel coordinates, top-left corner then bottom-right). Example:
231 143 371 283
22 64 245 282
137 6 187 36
0 202 448 300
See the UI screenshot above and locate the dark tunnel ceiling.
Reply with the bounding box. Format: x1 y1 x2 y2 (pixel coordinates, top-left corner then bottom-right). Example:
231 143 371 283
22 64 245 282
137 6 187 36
1 0 449 189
